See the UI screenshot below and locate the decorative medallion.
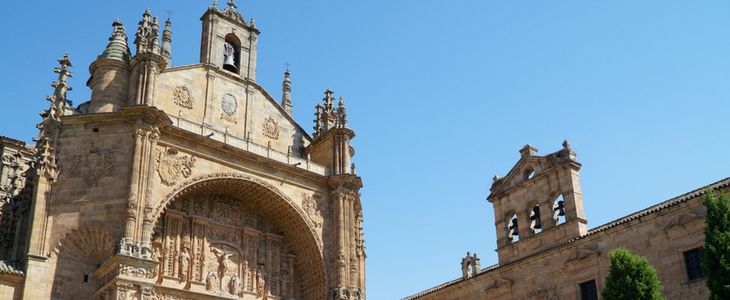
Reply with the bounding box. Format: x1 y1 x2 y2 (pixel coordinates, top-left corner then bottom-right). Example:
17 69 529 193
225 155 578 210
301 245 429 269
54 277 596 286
1 155 16 165
302 194 323 228
69 147 118 187
156 147 196 186
172 86 194 109
262 116 280 140
221 93 237 116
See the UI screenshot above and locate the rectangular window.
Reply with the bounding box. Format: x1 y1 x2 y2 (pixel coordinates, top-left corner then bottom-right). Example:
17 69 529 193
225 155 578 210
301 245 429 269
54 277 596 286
684 248 704 280
579 280 598 300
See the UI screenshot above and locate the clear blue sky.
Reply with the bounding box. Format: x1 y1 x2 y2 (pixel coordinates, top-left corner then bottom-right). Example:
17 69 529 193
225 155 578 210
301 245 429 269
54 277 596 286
2 1 730 299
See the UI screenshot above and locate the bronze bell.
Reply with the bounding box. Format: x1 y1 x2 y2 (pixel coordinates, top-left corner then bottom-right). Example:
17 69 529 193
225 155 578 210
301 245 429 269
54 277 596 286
223 42 237 72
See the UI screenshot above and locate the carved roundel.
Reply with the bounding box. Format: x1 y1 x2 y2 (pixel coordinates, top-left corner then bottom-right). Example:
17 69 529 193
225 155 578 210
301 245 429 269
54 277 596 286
221 93 238 116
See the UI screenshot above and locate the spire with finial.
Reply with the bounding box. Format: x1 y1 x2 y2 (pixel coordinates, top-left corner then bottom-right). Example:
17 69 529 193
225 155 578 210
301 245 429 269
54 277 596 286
44 53 73 121
151 16 160 54
562 139 571 150
161 18 172 63
324 89 335 112
314 89 337 138
35 53 73 180
134 9 160 55
211 0 219 10
99 19 130 62
337 96 348 128
281 67 293 115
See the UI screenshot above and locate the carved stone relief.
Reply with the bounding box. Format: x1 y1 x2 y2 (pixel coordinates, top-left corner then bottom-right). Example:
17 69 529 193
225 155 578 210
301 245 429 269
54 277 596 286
1 154 16 165
156 148 196 187
172 86 194 109
262 116 280 140
159 195 297 299
120 264 157 279
68 147 118 187
302 194 324 228
220 93 238 123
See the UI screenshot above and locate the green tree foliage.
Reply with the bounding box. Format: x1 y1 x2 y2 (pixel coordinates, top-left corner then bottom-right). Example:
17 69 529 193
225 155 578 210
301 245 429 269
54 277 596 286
702 190 730 300
601 247 665 300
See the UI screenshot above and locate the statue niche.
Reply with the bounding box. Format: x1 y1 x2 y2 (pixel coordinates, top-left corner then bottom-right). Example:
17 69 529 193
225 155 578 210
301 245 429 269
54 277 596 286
157 194 297 299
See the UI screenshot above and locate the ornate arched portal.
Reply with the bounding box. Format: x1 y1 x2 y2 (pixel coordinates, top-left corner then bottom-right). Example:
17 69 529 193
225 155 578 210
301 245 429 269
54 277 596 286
151 174 326 300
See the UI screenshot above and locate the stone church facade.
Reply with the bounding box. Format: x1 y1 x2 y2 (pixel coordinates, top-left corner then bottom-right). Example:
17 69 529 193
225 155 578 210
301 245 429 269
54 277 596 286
0 2 365 300
405 142 718 300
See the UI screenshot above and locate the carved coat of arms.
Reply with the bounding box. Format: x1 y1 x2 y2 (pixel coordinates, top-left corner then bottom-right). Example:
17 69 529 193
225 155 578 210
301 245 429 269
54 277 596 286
262 116 280 140
69 148 118 187
156 148 195 186
173 86 194 109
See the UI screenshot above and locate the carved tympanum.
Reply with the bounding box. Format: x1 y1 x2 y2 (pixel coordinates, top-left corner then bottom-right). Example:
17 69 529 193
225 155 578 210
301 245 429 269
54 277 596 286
262 116 280 140
156 148 195 186
158 195 297 299
173 86 194 109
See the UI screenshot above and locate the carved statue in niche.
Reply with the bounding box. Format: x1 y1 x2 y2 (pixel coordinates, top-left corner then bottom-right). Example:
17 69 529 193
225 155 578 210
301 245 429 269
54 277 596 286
241 260 249 291
228 274 242 296
178 247 190 282
281 274 289 298
256 265 267 297
205 271 217 291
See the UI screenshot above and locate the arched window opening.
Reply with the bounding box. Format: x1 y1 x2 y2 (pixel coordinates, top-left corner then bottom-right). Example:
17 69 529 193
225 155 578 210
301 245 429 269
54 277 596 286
553 194 566 225
524 167 536 180
529 204 542 234
507 214 519 242
223 34 241 73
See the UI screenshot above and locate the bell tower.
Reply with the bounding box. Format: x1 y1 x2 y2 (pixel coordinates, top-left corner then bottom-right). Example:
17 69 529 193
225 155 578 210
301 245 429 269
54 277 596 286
200 0 259 80
488 141 587 265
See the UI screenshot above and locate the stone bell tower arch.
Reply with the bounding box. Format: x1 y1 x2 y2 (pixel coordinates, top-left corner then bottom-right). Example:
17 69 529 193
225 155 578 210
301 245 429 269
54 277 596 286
200 0 259 80
488 141 587 265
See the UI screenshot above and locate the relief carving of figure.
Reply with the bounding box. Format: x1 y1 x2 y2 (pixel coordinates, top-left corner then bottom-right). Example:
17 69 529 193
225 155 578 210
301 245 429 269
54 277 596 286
256 265 267 297
205 271 217 291
302 194 324 228
281 274 289 298
178 247 190 281
242 260 249 291
228 274 242 295
210 246 235 278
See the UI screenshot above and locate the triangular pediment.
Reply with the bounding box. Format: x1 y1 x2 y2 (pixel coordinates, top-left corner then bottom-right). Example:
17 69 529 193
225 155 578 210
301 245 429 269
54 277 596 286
488 147 579 200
